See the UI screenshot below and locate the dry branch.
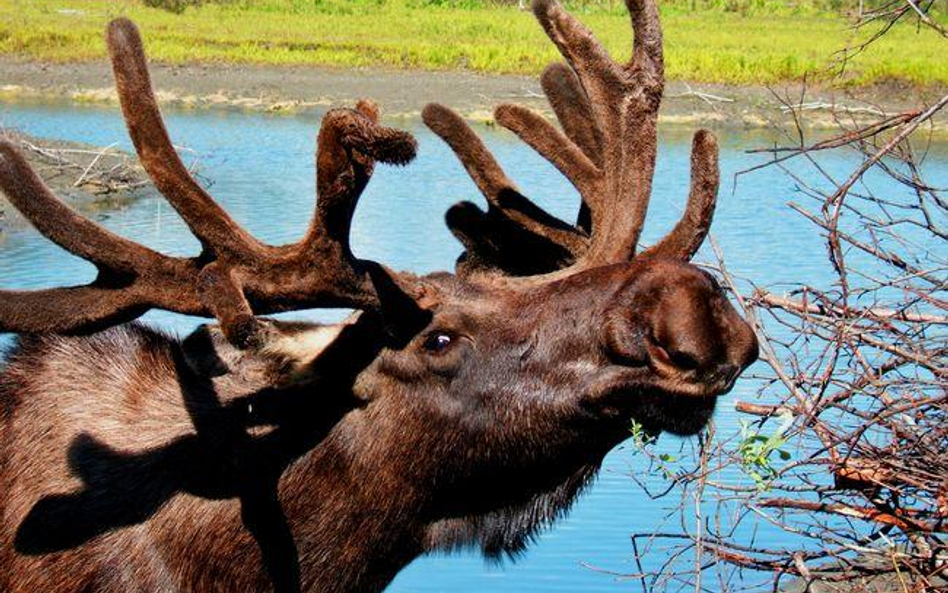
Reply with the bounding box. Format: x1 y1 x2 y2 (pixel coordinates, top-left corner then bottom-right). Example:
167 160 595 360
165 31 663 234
754 290 948 325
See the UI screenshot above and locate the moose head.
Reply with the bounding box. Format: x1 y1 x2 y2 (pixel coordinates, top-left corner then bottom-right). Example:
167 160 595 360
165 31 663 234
0 0 757 591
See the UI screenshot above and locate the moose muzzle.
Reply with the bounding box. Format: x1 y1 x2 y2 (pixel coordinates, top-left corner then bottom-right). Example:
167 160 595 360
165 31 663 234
602 259 759 399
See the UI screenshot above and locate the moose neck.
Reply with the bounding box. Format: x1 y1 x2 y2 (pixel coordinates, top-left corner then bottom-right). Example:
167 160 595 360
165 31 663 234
274 410 430 593
178 323 429 593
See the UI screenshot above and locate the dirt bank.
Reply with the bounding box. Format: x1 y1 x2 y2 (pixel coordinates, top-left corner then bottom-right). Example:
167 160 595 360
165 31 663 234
2 57 945 131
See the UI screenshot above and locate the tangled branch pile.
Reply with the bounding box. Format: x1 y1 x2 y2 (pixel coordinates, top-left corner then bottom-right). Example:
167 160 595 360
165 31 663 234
719 98 947 589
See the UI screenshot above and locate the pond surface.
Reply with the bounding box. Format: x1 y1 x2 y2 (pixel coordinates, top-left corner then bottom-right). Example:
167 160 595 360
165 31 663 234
1 100 945 592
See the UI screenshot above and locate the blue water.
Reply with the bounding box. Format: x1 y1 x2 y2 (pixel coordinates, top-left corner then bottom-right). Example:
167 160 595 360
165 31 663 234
1 100 945 592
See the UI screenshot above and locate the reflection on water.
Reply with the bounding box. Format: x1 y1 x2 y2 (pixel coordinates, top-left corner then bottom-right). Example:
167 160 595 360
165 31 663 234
1 100 946 592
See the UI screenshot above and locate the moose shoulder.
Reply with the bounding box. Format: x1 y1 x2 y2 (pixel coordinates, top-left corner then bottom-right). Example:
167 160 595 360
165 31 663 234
0 1 758 592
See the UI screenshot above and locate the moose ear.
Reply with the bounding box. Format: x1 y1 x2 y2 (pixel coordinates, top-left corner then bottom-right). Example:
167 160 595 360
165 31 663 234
181 314 375 392
363 262 436 348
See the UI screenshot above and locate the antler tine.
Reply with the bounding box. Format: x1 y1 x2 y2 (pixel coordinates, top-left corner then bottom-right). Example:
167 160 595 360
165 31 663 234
531 0 664 265
0 287 146 336
533 0 663 111
0 141 163 274
306 100 415 257
421 103 520 208
540 63 602 168
107 19 261 259
493 104 599 202
640 130 719 261
627 0 664 82
540 62 601 231
446 201 578 276
531 0 629 123
421 103 588 274
0 141 203 334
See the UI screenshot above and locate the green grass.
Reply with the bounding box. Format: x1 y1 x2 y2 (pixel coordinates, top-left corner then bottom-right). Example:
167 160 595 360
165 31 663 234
0 0 944 86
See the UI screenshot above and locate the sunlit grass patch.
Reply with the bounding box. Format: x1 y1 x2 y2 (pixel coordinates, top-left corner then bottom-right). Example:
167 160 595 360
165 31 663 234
0 0 944 86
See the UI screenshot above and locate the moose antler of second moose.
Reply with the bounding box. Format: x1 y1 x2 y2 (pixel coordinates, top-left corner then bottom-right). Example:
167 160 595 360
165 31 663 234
0 1 758 592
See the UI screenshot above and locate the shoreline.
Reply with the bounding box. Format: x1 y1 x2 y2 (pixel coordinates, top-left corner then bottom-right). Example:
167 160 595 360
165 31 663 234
2 57 946 132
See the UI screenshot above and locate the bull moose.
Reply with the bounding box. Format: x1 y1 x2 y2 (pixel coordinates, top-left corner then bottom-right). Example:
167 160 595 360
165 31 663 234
0 0 758 591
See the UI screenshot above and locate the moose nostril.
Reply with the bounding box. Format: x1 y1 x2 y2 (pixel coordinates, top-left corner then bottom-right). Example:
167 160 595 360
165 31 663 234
668 349 700 371
648 337 706 373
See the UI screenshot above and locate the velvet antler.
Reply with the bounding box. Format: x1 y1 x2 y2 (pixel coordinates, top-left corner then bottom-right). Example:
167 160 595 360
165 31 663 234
424 0 720 280
0 19 419 347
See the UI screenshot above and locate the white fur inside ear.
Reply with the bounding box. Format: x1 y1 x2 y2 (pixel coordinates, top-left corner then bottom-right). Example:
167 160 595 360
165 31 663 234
264 325 346 369
263 312 362 371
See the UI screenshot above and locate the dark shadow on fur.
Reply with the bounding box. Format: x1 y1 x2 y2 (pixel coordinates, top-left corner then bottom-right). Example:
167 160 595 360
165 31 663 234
14 322 379 593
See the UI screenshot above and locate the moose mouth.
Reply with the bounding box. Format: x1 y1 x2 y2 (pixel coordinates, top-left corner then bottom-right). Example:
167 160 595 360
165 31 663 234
628 390 719 436
584 359 736 437
593 376 720 437
632 345 737 436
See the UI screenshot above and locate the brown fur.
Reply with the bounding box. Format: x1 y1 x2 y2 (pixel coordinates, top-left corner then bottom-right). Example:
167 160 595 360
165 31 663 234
0 261 757 593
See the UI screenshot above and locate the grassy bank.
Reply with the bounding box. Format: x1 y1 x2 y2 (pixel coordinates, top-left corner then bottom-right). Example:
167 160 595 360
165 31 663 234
0 0 944 86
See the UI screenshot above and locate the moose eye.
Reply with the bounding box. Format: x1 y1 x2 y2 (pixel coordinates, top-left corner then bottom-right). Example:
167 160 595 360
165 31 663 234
422 332 455 354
